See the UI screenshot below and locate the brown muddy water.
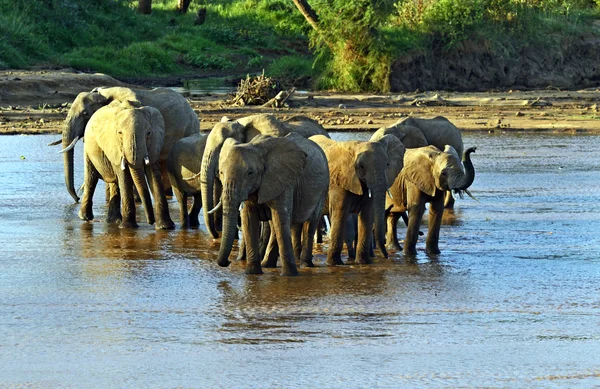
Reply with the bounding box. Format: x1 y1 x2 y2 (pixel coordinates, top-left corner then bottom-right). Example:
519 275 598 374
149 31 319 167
1 132 600 388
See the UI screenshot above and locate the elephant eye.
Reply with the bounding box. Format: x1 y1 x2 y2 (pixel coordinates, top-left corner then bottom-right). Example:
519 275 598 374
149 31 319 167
248 170 254 176
146 131 151 137
82 111 89 117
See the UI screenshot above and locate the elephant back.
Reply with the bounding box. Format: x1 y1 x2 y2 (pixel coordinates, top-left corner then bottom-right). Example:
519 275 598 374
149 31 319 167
398 116 464 156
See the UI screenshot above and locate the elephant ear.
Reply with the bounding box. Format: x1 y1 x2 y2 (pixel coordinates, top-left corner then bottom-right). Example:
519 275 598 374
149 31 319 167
375 134 406 188
237 114 288 141
142 106 165 161
255 135 308 204
402 146 440 197
325 142 362 195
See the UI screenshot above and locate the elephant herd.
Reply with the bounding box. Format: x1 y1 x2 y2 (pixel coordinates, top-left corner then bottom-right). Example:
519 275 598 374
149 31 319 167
52 86 477 276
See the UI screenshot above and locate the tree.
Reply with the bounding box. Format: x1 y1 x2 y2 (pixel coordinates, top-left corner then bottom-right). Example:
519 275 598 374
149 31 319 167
292 0 319 31
138 0 152 14
177 0 192 14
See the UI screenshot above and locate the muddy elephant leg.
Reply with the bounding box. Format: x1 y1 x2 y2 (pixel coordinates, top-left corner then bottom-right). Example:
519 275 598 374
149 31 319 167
404 202 426 256
259 220 271 260
106 183 122 224
316 216 325 244
242 203 262 274
386 212 401 251
356 207 374 265
261 223 279 268
116 168 138 229
300 214 320 268
444 190 455 209
271 207 298 277
237 235 247 262
146 163 175 230
79 156 99 222
344 213 357 262
189 193 202 228
172 183 189 228
159 160 172 196
426 195 445 255
291 223 303 263
327 196 349 266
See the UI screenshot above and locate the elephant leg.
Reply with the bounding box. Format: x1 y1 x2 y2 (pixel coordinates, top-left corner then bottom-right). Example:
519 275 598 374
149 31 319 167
426 196 445 255
236 236 247 262
444 190 455 209
316 216 325 244
159 160 173 196
172 184 189 228
79 156 99 222
147 163 175 230
242 203 262 274
327 197 349 266
404 202 426 256
117 168 138 229
386 212 402 251
291 223 303 263
344 214 357 262
106 183 122 224
259 220 271 260
261 223 279 268
300 215 320 268
189 193 202 228
356 208 374 265
271 206 298 277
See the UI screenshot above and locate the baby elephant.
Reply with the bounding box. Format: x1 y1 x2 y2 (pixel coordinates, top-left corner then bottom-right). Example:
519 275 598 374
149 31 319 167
166 133 207 228
79 100 174 229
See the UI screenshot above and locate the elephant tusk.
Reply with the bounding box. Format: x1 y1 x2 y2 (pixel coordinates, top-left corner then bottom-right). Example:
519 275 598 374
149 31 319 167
368 189 372 198
144 155 150 165
239 203 244 212
58 136 80 153
183 171 202 181
464 189 478 201
324 215 331 232
47 138 62 146
77 183 85 196
120 157 126 171
387 189 393 199
207 200 222 215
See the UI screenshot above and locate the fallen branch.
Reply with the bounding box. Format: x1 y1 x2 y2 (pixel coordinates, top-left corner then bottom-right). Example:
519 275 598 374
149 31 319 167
261 88 296 108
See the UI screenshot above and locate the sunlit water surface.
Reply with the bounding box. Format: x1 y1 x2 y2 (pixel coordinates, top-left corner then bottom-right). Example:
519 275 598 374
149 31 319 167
1 132 599 388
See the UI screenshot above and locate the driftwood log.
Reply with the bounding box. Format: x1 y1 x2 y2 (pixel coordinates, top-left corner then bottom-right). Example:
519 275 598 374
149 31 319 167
230 72 281 106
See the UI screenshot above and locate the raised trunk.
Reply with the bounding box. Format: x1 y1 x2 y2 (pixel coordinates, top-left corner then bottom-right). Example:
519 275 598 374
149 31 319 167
201 149 220 238
62 122 79 203
373 188 388 259
217 203 239 268
457 147 476 190
130 166 155 225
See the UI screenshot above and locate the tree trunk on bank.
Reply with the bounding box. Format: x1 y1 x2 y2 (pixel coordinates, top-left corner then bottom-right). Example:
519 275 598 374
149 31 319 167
177 0 191 14
291 0 319 31
138 0 152 14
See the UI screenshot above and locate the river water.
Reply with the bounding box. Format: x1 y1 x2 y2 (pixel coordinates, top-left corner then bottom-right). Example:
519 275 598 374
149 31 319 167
1 132 599 388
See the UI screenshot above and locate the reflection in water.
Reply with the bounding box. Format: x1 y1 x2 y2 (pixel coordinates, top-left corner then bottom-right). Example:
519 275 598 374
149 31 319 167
1 133 600 387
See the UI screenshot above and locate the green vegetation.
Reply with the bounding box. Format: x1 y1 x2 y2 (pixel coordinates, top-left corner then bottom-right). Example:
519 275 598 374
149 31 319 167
1 0 600 90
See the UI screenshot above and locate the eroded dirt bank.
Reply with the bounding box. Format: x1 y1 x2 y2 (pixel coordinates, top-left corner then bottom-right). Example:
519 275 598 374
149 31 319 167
2 70 600 136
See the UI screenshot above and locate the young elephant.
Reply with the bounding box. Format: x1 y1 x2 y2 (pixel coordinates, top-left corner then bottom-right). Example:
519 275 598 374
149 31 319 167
386 145 476 255
310 135 405 265
212 133 329 276
79 100 175 229
166 133 207 228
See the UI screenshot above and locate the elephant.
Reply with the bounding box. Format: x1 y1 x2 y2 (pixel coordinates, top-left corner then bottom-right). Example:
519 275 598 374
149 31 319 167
386 145 477 255
371 116 471 208
200 113 330 239
211 133 329 276
310 134 405 265
166 133 207 228
78 100 175 230
57 86 200 203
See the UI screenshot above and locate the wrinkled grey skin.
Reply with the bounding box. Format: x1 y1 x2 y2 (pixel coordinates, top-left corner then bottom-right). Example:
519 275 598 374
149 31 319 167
201 114 330 239
386 145 476 255
216 133 329 276
59 87 200 203
310 134 405 265
79 100 174 230
371 116 472 208
166 133 207 228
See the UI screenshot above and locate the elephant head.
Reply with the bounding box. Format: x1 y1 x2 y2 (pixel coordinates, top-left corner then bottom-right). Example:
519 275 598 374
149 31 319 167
60 89 111 202
323 135 405 258
214 135 308 267
402 145 476 198
200 114 289 238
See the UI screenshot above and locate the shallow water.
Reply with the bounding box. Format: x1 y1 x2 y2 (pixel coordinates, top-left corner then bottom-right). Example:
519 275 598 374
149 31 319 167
1 132 600 388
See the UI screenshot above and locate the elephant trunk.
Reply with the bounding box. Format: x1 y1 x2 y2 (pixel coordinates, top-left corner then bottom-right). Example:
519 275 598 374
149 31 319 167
129 165 155 225
61 117 82 203
456 147 477 190
201 149 220 239
217 194 240 267
373 185 388 259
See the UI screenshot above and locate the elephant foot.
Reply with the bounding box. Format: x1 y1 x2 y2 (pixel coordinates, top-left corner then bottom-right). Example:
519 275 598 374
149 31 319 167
106 213 122 224
236 249 247 262
245 262 263 275
301 259 315 268
357 254 373 265
426 246 441 255
189 218 200 229
386 242 402 251
155 220 176 230
261 258 277 268
326 255 344 266
403 246 418 256
280 264 298 277
78 209 94 221
119 221 139 229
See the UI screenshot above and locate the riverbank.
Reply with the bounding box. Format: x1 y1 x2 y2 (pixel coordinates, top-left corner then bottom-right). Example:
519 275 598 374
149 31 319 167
2 70 600 135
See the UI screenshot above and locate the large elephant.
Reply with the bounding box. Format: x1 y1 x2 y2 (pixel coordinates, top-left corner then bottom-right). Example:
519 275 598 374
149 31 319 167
310 134 405 265
386 145 477 255
166 133 207 228
58 86 200 203
200 113 329 239
212 133 329 276
79 100 175 230
371 116 472 208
